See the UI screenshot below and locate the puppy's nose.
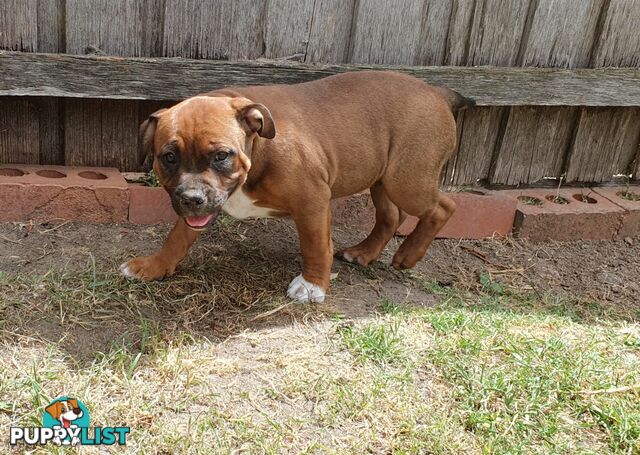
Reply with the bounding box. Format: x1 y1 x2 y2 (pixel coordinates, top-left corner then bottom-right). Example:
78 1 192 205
180 189 206 207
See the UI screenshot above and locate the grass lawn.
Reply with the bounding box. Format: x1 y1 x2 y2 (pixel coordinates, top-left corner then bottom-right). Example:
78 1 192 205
1 221 639 453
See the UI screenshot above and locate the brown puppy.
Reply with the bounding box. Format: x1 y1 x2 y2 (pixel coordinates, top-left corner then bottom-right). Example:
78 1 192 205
121 71 474 302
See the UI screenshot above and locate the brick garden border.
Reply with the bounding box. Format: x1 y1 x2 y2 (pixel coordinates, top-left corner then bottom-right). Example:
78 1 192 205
1 165 638 240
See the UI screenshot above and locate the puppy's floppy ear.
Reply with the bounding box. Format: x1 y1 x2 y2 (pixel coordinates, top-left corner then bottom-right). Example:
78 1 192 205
45 401 64 419
139 108 167 170
67 399 79 409
233 99 276 139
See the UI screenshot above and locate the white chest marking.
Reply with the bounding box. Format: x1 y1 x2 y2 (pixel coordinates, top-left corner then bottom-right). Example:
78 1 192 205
223 188 274 219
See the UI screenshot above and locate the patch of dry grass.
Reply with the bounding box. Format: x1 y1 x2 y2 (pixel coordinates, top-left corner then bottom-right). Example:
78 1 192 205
1 231 639 453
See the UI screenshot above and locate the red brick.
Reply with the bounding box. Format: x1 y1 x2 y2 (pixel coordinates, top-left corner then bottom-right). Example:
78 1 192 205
332 190 517 239
128 184 178 224
397 191 517 239
0 165 128 223
501 188 625 242
592 186 640 238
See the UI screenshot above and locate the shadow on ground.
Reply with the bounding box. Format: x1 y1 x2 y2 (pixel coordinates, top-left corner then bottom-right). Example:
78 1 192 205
1 217 639 366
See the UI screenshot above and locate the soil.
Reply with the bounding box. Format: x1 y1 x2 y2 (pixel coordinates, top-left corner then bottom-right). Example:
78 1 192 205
2 217 639 304
1 217 639 363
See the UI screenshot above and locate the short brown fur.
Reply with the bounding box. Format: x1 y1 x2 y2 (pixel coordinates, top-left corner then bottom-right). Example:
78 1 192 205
123 71 471 300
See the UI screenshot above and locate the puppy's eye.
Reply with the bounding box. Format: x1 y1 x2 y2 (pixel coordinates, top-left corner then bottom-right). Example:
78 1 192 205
215 151 230 162
163 152 176 164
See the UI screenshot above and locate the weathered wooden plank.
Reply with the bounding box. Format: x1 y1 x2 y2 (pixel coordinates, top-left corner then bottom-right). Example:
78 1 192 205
37 0 62 53
491 106 579 185
140 0 167 57
305 0 356 63
566 108 640 182
465 0 532 66
520 0 604 68
414 0 454 66
447 0 533 185
446 107 506 186
0 98 39 164
64 0 148 170
491 0 605 185
37 97 63 165
0 0 38 52
64 99 103 167
263 0 315 59
591 0 640 68
36 0 63 165
163 0 264 60
3 52 639 106
349 0 424 64
0 0 43 166
65 98 141 169
567 0 640 183
100 100 140 170
65 0 144 55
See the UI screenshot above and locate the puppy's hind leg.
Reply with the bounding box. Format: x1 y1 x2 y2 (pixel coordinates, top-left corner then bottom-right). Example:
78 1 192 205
391 193 456 270
336 182 406 266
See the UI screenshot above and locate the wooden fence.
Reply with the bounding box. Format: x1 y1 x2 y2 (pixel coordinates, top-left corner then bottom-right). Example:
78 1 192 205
1 0 639 186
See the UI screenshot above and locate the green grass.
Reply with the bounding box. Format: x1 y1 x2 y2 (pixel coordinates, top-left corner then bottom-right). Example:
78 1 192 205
338 319 403 364
1 265 639 453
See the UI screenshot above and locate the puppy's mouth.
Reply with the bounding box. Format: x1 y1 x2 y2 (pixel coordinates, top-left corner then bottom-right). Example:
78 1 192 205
184 214 215 230
61 417 71 428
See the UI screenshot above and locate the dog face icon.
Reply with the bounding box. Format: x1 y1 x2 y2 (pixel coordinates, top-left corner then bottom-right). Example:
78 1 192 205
45 398 83 428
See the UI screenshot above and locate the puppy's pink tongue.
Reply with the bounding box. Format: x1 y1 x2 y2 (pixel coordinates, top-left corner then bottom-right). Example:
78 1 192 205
185 215 213 228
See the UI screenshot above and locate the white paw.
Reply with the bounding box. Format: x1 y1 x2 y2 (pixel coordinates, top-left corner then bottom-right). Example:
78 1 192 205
120 262 136 279
287 274 325 303
341 251 355 262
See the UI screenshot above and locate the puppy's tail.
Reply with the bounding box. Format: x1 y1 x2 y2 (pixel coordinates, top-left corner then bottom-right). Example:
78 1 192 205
433 86 476 113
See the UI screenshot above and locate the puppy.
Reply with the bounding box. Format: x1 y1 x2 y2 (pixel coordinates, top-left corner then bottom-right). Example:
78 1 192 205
121 71 474 302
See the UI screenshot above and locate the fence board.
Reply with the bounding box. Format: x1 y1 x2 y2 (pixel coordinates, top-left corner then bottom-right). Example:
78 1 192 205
566 108 640 182
414 0 454 66
0 98 39 164
163 0 264 60
35 0 63 165
447 0 532 185
349 0 424 65
567 0 640 182
64 0 152 170
591 0 640 67
37 0 62 53
0 1 47 167
491 0 604 185
37 97 63 165
305 0 355 63
492 106 579 185
4 52 639 106
263 0 315 59
0 0 38 52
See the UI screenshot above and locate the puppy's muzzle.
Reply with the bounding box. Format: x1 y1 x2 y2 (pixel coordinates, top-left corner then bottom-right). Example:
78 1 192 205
179 188 206 209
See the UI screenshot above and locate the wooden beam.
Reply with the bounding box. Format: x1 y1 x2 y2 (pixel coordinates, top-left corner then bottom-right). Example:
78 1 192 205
1 51 639 106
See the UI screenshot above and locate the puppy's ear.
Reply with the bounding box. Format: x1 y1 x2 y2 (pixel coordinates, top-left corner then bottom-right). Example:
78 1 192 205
234 100 275 139
139 109 167 170
45 401 64 419
67 399 79 409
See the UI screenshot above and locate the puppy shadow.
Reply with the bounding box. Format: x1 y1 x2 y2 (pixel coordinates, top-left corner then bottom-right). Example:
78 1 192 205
2 218 432 367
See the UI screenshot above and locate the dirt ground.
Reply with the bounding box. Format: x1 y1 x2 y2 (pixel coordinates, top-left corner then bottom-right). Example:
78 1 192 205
1 218 639 453
1 216 639 307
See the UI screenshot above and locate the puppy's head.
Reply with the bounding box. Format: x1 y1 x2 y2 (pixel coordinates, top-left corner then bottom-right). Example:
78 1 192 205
45 399 83 428
140 96 276 230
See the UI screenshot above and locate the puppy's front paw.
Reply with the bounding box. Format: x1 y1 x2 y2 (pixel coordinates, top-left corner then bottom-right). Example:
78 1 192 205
287 274 325 303
120 256 174 281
